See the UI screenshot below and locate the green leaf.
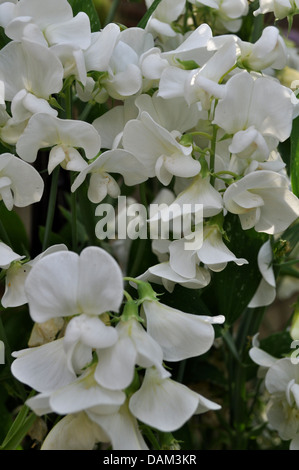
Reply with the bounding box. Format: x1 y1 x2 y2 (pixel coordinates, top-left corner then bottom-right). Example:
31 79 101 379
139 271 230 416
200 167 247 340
290 115 299 197
137 0 163 29
68 0 101 32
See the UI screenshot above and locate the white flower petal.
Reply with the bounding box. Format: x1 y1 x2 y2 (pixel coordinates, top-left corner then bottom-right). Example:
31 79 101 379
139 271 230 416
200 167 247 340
41 412 107 450
11 338 76 393
50 368 125 414
25 251 79 322
87 401 148 450
142 300 222 361
129 368 210 432
77 246 123 315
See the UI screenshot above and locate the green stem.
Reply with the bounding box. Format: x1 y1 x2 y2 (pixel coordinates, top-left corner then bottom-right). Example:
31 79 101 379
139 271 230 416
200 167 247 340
42 166 60 252
209 125 218 186
104 0 121 26
78 102 93 122
0 216 12 247
128 239 147 279
139 182 148 209
70 173 78 252
0 313 27 401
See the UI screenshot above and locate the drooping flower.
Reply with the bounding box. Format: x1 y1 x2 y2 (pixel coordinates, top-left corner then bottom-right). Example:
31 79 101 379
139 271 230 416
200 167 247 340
223 170 299 234
122 111 201 185
2 244 68 308
248 240 276 308
0 241 24 269
129 366 221 432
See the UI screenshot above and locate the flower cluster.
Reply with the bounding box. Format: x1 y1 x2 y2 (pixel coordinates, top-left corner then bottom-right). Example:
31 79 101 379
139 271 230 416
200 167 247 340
0 0 299 451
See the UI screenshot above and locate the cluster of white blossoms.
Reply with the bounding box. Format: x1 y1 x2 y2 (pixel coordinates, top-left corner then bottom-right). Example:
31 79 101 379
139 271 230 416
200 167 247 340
9 246 224 449
0 0 299 450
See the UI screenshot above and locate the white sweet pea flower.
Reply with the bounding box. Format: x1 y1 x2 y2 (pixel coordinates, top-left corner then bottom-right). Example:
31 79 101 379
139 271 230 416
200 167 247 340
169 224 248 278
223 170 299 234
158 39 236 107
208 26 287 72
139 284 224 362
249 333 278 378
254 0 299 20
189 0 248 32
99 27 155 100
0 152 44 211
0 0 91 49
16 113 101 174
24 246 123 323
213 72 294 160
137 261 211 293
248 240 276 308
134 92 201 134
152 174 223 221
1 89 58 145
11 338 77 393
92 98 138 150
71 149 148 204
2 243 68 308
0 242 24 269
122 111 201 185
141 23 213 82
41 412 107 450
0 39 63 101
129 367 221 432
264 358 299 449
46 365 125 416
145 0 186 38
87 400 149 450
94 306 165 391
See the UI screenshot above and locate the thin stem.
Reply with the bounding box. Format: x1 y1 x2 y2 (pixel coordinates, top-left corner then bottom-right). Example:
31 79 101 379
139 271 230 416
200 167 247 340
0 313 27 401
104 0 121 26
209 124 218 186
0 216 12 247
70 174 78 252
137 0 163 29
139 182 148 209
78 102 93 122
42 166 60 252
65 85 78 252
128 239 147 279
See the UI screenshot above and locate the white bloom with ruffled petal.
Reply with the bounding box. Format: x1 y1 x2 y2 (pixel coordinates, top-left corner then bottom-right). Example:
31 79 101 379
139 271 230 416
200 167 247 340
16 113 101 174
0 242 24 269
129 367 221 432
71 149 148 204
2 244 68 308
254 0 299 20
122 111 201 185
0 39 63 101
137 260 211 293
0 0 91 49
248 240 276 308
